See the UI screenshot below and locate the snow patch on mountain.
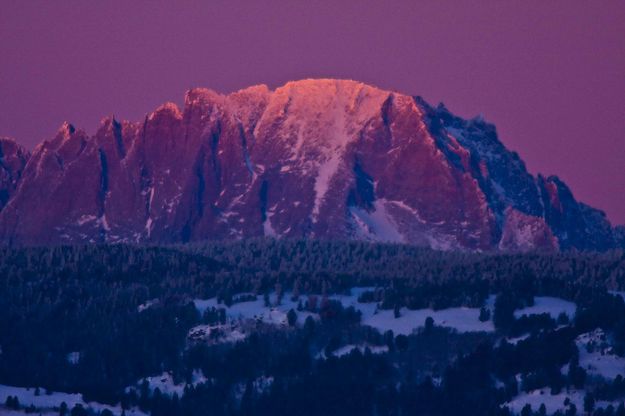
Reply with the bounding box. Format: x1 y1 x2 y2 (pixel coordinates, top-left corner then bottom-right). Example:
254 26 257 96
263 210 278 237
312 152 342 220
76 214 97 226
145 217 153 237
350 200 405 243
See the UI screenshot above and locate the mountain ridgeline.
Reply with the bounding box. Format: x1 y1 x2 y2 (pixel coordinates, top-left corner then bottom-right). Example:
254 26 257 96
0 79 622 250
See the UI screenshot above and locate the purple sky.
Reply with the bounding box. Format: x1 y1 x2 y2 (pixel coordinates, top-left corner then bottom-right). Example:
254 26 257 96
1 1 623 224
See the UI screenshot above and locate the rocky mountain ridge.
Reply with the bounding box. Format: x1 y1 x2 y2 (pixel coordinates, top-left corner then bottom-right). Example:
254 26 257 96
0 79 621 250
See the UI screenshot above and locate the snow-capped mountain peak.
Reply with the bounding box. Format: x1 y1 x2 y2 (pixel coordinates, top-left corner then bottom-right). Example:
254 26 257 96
0 79 620 250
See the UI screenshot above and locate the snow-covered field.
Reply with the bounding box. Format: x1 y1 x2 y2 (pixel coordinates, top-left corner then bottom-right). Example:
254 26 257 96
576 329 625 380
364 306 494 335
505 388 619 414
0 384 146 416
193 287 494 342
193 292 579 342
0 291 604 416
194 294 318 327
514 296 576 320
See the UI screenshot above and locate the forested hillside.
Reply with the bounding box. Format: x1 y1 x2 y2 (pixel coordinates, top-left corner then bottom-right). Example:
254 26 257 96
0 241 624 415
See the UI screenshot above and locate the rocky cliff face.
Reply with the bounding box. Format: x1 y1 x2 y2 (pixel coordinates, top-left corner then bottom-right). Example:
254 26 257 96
0 79 620 250
0 137 29 212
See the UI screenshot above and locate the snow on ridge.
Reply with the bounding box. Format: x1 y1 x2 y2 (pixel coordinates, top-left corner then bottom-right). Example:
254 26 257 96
386 200 426 223
255 79 393 223
145 217 153 237
76 214 97 226
312 151 343 219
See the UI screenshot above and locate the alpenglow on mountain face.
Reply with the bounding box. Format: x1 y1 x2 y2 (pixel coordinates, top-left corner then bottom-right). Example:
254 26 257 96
0 79 621 250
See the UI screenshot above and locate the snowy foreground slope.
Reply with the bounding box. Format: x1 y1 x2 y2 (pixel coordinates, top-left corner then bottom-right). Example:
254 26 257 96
505 329 625 413
150 291 625 415
0 384 146 415
0 79 622 250
3 287 625 416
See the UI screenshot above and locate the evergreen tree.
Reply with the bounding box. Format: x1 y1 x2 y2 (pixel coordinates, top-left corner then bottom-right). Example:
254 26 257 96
287 309 297 327
584 392 595 415
424 316 434 333
479 306 491 322
521 403 533 416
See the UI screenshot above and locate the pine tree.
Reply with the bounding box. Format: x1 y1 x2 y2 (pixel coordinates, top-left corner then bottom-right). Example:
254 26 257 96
291 279 301 301
393 304 401 319
584 392 595 415
287 309 297 327
395 334 409 351
275 283 283 306
521 404 532 416
424 316 434 333
479 306 491 322
5 396 17 410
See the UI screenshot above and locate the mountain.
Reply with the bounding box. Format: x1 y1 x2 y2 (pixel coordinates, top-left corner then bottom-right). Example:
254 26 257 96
0 79 620 250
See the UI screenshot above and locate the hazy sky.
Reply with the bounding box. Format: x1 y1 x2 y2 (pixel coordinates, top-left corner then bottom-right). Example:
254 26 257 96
1 1 623 224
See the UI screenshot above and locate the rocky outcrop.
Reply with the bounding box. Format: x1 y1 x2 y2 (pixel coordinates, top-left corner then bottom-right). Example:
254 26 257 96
0 137 29 211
